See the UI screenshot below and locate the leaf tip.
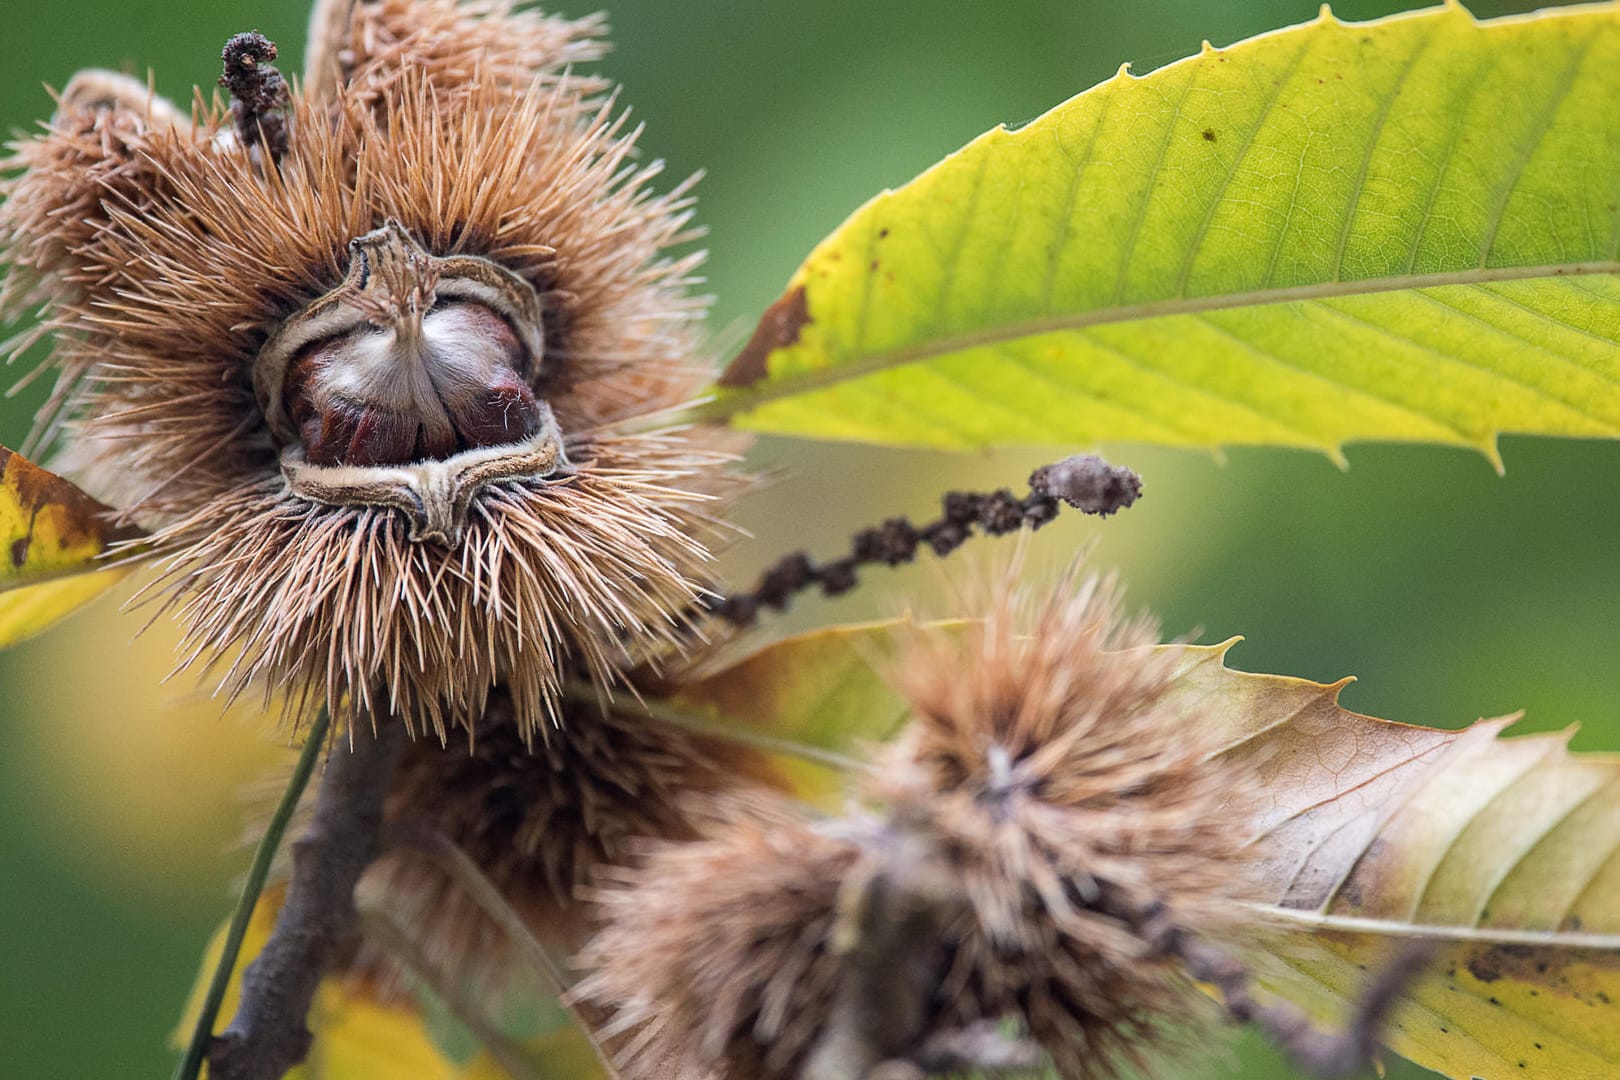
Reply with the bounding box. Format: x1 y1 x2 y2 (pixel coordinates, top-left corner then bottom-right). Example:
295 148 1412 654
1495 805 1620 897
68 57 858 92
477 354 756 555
1114 61 1134 81
718 285 812 390
1317 3 1336 24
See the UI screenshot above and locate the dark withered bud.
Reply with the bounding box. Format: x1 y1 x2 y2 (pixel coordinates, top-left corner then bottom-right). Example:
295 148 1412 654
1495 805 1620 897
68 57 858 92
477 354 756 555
219 31 290 160
1029 453 1142 516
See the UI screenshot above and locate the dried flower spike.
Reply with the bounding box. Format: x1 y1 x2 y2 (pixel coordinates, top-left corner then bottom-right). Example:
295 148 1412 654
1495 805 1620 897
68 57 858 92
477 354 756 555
0 0 740 737
710 452 1143 626
579 567 1251 1080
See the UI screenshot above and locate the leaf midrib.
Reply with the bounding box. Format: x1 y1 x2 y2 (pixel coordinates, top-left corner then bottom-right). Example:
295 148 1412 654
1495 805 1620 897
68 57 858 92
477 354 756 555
700 259 1620 421
1244 903 1620 949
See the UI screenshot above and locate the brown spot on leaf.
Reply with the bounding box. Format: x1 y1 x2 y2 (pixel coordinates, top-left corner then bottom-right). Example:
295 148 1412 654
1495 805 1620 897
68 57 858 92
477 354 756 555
1468 954 1503 984
718 285 812 389
0 444 144 567
1202 128 1217 142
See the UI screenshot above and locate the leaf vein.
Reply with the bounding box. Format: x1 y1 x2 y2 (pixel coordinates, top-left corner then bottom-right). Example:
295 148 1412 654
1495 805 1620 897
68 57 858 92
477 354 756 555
1192 309 1475 444
1330 25 1434 282
1403 46 1499 274
1039 92 1117 313
1415 287 1620 395
1402 736 1558 924
1477 29 1600 267
1174 33 1314 298
701 264 1620 423
1110 72 1200 307
1473 768 1618 928
1314 298 1620 435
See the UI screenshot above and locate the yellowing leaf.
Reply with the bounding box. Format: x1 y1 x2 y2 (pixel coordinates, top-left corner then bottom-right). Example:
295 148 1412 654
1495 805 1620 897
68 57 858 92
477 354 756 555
301 988 458 1080
0 445 133 586
1162 642 1620 1080
0 572 126 646
0 444 140 646
663 619 915 802
175 890 462 1079
707 4 1620 464
177 889 613 1080
173 888 284 1052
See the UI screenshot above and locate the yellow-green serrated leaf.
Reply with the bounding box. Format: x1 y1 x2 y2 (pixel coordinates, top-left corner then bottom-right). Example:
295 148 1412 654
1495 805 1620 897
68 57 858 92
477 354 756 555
707 3 1620 464
1163 641 1620 1080
0 444 139 645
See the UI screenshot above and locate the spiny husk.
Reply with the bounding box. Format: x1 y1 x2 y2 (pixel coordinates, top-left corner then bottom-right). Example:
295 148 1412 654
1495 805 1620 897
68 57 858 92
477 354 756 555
3 63 704 513
137 432 732 736
359 686 785 994
577 569 1257 1080
0 1 734 735
888 568 1245 933
578 798 855 1080
306 0 611 108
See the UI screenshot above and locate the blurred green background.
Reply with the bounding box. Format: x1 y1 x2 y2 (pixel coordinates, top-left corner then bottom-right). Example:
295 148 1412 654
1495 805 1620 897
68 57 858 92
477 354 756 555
0 0 1611 1076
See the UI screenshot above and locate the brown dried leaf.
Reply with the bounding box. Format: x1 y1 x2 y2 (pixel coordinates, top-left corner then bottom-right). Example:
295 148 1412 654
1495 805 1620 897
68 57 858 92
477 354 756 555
1164 641 1620 1079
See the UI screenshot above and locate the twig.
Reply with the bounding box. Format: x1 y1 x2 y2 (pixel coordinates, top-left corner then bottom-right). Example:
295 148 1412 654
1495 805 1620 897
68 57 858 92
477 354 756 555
172 708 331 1080
1109 889 1432 1078
220 31 291 164
1176 935 1432 1077
709 453 1141 626
207 721 406 1080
